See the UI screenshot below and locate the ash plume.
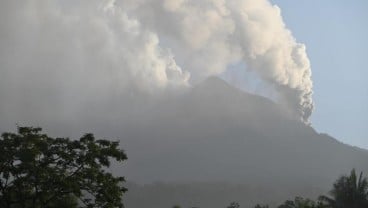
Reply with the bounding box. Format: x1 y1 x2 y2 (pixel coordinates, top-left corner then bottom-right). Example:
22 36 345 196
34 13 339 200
122 0 314 122
0 0 313 123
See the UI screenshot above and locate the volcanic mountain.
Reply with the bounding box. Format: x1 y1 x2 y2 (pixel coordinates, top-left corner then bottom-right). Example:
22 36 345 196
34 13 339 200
116 77 368 207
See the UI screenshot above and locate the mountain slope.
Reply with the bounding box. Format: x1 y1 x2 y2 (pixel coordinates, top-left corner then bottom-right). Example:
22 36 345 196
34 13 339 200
116 77 368 207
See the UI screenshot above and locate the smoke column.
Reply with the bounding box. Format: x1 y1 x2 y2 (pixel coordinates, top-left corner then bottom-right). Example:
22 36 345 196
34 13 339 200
122 0 314 122
0 0 313 123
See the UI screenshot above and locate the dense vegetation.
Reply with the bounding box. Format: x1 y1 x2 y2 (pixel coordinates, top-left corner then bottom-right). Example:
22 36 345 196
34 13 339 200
0 127 127 208
1 126 367 208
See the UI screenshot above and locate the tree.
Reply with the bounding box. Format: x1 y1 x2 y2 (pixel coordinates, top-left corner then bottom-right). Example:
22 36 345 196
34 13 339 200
319 169 368 208
0 126 127 208
227 202 240 208
254 204 269 208
277 197 325 208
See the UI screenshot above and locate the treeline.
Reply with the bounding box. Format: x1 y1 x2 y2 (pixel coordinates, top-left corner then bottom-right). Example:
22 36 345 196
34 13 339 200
1 127 368 208
0 127 127 208
172 169 368 208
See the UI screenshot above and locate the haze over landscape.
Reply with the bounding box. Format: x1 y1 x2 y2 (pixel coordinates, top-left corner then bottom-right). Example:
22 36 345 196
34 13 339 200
0 0 367 207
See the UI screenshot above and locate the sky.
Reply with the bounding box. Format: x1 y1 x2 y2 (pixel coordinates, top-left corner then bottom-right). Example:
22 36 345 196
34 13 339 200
270 0 368 149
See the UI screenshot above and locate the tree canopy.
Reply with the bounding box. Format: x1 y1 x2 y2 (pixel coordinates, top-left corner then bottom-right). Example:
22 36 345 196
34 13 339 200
319 169 368 208
277 197 325 208
0 126 127 208
227 202 240 208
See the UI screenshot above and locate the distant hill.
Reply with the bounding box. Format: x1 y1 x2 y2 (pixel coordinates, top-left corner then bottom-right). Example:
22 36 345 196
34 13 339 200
116 77 368 207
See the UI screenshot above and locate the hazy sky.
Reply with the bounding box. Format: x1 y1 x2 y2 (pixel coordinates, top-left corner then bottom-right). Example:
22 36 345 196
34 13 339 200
271 0 368 149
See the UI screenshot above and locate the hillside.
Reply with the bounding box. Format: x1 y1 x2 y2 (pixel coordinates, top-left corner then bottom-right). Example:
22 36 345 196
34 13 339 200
115 77 368 207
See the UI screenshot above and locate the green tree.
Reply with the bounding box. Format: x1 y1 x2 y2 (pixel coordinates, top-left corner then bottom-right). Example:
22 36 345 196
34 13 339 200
319 169 368 208
0 126 127 208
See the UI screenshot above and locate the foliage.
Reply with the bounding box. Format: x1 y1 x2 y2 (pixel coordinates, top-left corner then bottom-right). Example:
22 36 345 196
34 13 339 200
0 126 127 208
318 169 368 208
277 197 325 208
254 204 269 208
227 201 240 208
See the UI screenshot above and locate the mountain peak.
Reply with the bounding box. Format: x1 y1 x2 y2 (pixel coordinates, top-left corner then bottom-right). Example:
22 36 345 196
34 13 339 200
191 76 277 109
195 76 232 90
192 76 246 98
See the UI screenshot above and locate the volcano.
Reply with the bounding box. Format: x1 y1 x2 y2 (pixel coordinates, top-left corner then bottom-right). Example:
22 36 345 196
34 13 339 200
116 77 368 207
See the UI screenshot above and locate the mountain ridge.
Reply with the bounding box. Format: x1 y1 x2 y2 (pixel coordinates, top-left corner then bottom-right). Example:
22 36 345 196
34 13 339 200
117 77 368 207
119 77 368 180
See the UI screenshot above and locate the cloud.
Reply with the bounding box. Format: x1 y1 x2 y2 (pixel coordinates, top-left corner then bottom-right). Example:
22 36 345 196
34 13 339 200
0 0 189 127
120 0 313 122
0 0 313 125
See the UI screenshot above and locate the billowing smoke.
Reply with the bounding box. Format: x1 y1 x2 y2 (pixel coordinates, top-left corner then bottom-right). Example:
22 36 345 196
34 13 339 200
0 0 189 127
0 0 313 124
121 0 313 122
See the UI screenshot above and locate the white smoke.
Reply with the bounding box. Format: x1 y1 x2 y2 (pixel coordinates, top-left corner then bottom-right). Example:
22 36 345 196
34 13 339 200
121 0 313 122
0 0 189 125
0 0 313 123
0 0 189 93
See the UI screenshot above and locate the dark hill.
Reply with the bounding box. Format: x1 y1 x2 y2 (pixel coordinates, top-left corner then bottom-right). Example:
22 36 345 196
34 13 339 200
115 77 368 207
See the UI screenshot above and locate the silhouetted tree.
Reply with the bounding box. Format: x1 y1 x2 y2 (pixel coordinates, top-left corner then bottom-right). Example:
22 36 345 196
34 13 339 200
254 204 269 208
319 169 368 208
227 202 240 208
0 126 127 208
278 197 325 208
